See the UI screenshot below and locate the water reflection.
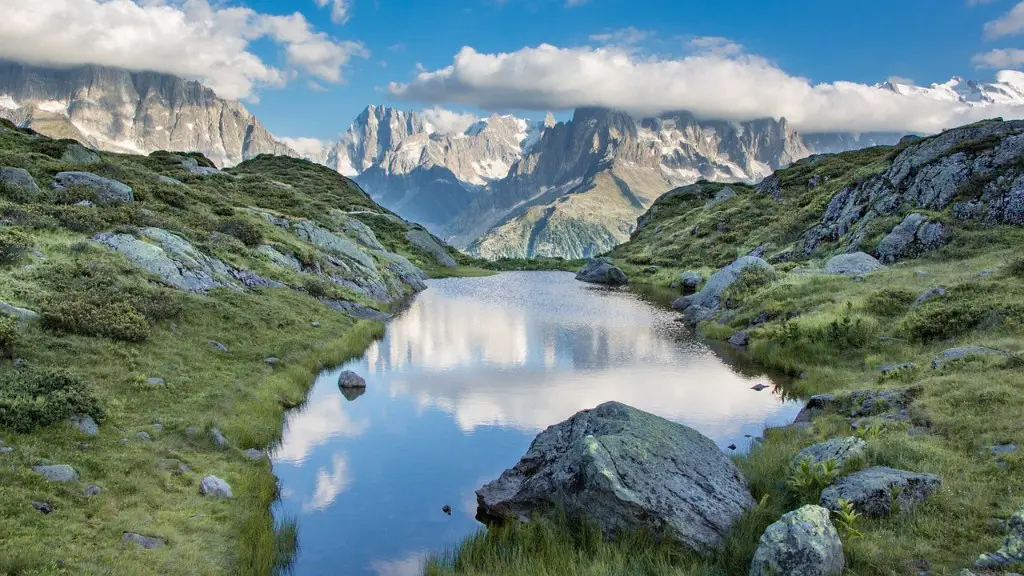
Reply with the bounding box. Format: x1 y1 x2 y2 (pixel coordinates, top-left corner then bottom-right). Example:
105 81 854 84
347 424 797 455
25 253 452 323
273 272 801 576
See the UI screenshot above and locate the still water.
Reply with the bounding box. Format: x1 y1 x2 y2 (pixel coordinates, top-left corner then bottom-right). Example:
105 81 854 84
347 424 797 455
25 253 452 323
272 271 802 576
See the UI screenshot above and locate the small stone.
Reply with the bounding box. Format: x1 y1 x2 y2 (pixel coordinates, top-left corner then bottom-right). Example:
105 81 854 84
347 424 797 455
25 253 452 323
913 287 947 307
990 444 1018 456
12 358 27 369
122 532 166 550
71 415 99 437
32 501 54 514
152 423 163 433
136 431 151 442
84 484 102 497
442 504 452 515
878 362 915 376
0 446 13 454
145 377 165 386
211 428 228 448
728 331 750 347
264 357 281 366
33 464 78 482
199 475 233 499
74 200 94 208
172 462 191 476
914 270 929 277
792 437 867 472
727 444 737 450
243 448 264 460
932 346 1003 369
977 269 994 279
338 370 367 389
208 340 228 353
310 321 321 328
750 383 770 392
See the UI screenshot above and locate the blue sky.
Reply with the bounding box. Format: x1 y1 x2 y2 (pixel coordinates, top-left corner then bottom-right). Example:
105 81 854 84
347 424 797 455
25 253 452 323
236 0 1021 138
3 0 1023 139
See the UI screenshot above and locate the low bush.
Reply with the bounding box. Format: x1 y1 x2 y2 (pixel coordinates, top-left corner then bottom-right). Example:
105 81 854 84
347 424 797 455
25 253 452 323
42 298 150 342
0 316 17 357
303 277 331 299
722 267 777 308
1006 257 1024 279
0 367 103 433
217 217 263 248
865 288 916 317
0 227 31 265
902 300 985 342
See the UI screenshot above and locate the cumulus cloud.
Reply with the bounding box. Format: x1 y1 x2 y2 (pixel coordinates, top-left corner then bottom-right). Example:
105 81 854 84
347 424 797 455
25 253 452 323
388 43 1024 133
973 48 1024 68
589 27 652 46
314 0 351 24
0 0 367 100
886 75 915 85
686 35 745 57
420 106 481 134
984 1 1024 39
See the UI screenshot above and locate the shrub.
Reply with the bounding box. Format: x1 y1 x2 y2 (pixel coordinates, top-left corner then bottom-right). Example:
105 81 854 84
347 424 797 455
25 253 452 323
42 298 150 342
1006 258 1024 279
303 277 331 299
788 457 840 504
902 300 984 342
0 227 32 265
0 316 17 358
218 217 263 247
865 288 916 317
0 368 103 433
212 204 235 217
154 184 189 208
722 266 777 308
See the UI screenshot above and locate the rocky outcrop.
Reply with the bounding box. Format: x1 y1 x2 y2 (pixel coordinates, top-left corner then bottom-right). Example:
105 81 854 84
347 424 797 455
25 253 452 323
673 256 772 322
875 214 949 263
575 258 629 285
405 227 458 268
0 167 38 193
792 437 867 472
678 271 703 294
476 401 755 556
94 228 238 292
931 346 1004 368
51 171 134 204
823 252 884 275
705 186 737 209
975 504 1024 568
0 300 39 323
749 505 844 576
819 466 940 517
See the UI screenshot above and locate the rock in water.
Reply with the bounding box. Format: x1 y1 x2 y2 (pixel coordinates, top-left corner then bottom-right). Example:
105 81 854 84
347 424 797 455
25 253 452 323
819 466 940 517
476 401 755 556
575 258 629 285
338 370 367 389
51 171 134 204
749 505 844 576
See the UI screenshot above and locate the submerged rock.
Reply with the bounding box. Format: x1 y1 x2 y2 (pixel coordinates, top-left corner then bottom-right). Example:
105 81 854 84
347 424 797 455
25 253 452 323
575 258 629 285
476 401 755 556
338 370 367 389
819 466 940 517
749 505 844 576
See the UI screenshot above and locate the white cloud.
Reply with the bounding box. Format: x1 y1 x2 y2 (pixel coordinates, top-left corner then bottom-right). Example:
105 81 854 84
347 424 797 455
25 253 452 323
420 106 480 134
388 43 1024 133
370 551 428 576
589 27 652 46
0 0 367 100
984 1 1024 38
304 453 350 511
280 136 332 157
686 35 745 57
307 80 329 92
314 0 352 24
886 75 915 85
973 48 1024 68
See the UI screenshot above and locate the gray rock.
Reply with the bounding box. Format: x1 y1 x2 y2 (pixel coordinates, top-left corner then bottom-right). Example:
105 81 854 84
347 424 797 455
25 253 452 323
913 287 946 307
33 464 79 482
338 370 367 389
243 448 264 461
749 505 844 576
975 504 1024 568
157 175 184 186
932 346 1003 369
671 293 696 311
32 501 54 514
211 428 228 448
181 157 220 175
51 171 133 204
878 362 915 376
756 173 782 201
688 256 773 311
331 213 385 250
71 415 99 437
257 245 302 271
729 332 750 347
824 252 884 275
122 532 166 549
74 200 94 207
794 394 836 423
792 437 867 472
12 358 27 369
145 377 165 386
476 401 755 556
136 431 151 442
679 271 703 294
60 143 101 165
704 186 737 209
876 214 949 263
94 228 239 293
0 446 13 454
293 219 378 273
199 475 233 499
846 387 917 418
310 321 320 328
575 258 629 286
405 228 458 268
989 444 1018 456
0 301 40 323
263 357 281 366
819 466 940 517
84 484 102 497
230 269 285 289
152 423 163 433
0 167 39 193
208 340 228 353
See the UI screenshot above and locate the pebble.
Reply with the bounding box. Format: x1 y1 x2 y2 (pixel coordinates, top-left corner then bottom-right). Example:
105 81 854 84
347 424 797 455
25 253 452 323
84 484 102 497
32 501 54 514
311 321 321 328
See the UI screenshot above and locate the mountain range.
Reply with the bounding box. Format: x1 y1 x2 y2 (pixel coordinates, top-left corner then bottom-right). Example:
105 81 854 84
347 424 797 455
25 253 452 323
3 60 1022 259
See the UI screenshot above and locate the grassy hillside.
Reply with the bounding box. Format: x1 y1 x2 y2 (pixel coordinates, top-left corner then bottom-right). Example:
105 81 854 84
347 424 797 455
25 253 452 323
0 119 469 575
432 121 1024 575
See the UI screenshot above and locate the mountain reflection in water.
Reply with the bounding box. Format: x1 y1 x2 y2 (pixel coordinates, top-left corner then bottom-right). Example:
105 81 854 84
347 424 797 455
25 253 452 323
272 271 802 576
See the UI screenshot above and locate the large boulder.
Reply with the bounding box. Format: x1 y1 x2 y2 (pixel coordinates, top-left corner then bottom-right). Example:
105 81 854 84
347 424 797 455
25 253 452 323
819 466 940 517
405 227 458 268
94 228 239 292
679 271 703 294
0 300 39 323
60 143 101 165
293 219 377 273
575 258 629 286
875 213 949 263
476 401 755 556
682 256 773 311
51 171 134 204
824 252 884 275
0 167 39 194
749 505 844 576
